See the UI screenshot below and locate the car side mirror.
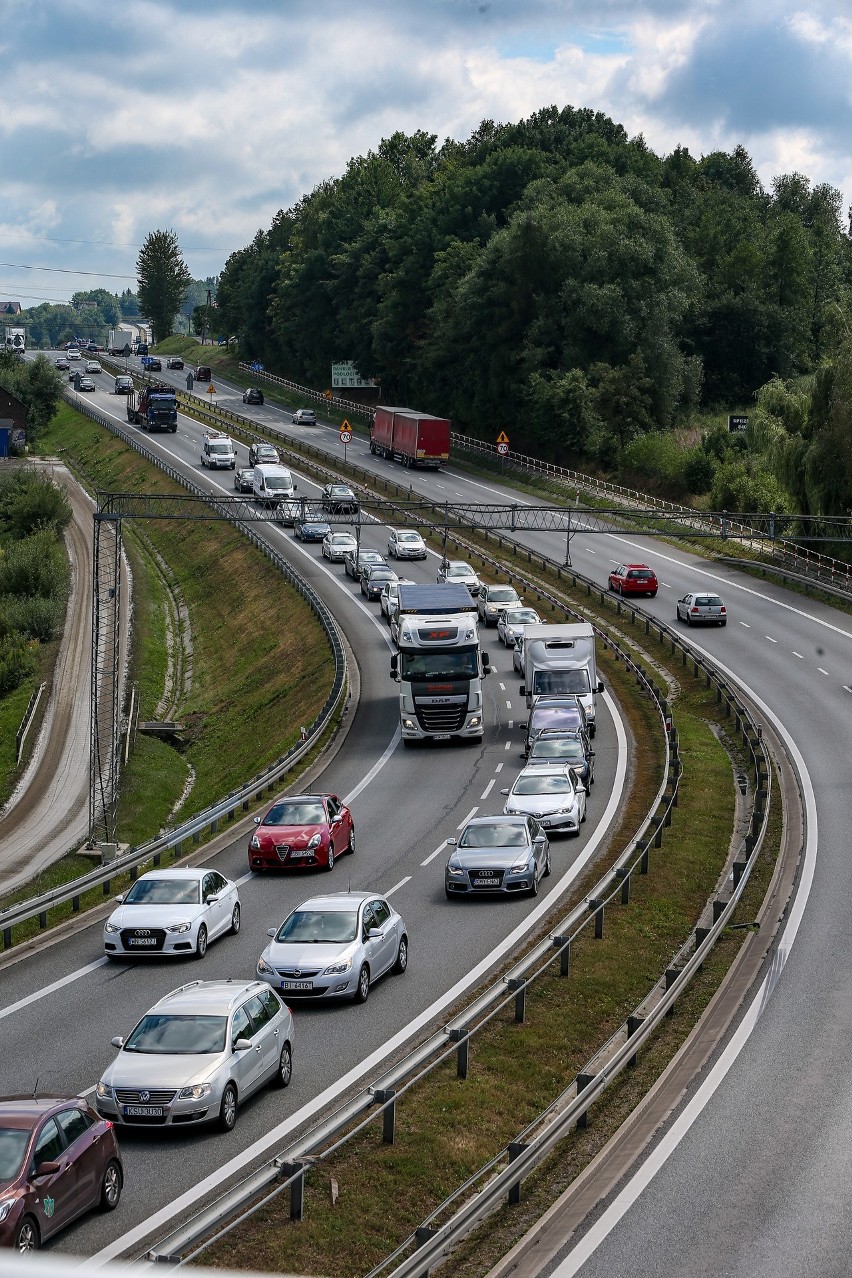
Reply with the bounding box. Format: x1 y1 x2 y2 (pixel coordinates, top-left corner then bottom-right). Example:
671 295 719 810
115 894 125 904
205 893 220 905
253 816 262 825
500 787 510 796
589 749 596 757
267 928 277 938
111 1036 125 1049
233 1038 252 1052
597 680 604 693
293 482 297 490
331 814 342 825
519 685 526 697
446 836 457 846
366 928 383 939
32 1161 60 1179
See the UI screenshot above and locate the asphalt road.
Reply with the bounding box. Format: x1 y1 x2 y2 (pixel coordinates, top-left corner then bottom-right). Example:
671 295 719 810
10 355 852 1273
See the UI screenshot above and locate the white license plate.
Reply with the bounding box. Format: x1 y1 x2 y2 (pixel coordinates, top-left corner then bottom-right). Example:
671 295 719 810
128 937 157 946
124 1105 164 1117
282 980 313 991
432 734 451 740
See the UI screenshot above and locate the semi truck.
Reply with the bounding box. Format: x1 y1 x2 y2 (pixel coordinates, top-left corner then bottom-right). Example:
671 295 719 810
390 583 490 745
369 405 451 469
4 327 25 353
126 384 178 432
108 329 135 355
520 622 603 735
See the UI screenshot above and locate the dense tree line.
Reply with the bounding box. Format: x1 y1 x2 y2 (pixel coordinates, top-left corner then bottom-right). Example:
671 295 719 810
214 106 852 515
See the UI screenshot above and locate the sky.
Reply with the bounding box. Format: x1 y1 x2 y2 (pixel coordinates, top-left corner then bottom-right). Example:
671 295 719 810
1 0 851 307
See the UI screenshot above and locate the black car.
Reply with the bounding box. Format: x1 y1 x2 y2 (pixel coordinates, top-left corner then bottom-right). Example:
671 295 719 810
243 387 264 405
526 729 595 791
195 365 212 382
361 565 398 600
166 356 184 370
321 483 359 514
249 441 279 466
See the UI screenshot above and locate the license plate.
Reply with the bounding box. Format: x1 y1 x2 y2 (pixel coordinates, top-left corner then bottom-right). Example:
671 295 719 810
282 980 313 991
128 937 157 946
473 875 498 885
432 734 451 740
124 1105 164 1117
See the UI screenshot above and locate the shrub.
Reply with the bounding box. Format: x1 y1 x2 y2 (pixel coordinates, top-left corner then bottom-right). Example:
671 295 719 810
617 432 690 499
0 532 68 599
683 447 717 494
0 634 37 696
0 594 65 642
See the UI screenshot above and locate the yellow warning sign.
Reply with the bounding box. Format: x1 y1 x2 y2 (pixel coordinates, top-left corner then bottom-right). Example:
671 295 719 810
324 389 334 399
207 383 216 395
497 430 509 444
341 418 351 430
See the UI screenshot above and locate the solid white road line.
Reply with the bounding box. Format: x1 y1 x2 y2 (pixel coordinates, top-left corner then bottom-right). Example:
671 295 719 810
766 635 777 643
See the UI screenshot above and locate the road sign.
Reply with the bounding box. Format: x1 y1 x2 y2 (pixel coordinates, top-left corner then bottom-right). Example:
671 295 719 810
339 430 353 444
497 430 510 445
324 389 334 399
497 442 509 456
207 383 216 395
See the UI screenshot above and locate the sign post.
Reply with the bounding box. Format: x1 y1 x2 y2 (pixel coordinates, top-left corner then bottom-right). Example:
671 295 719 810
497 430 510 475
339 419 353 464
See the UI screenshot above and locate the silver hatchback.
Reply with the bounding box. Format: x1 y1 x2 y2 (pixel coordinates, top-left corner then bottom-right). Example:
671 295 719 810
95 979 294 1132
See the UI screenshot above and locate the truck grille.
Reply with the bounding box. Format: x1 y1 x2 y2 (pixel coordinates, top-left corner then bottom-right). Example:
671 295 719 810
415 704 467 733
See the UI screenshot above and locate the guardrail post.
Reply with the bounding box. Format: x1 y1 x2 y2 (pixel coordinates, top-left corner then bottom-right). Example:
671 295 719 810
507 978 526 1022
507 1142 528 1205
373 1088 396 1144
588 899 604 939
665 967 679 1015
639 842 650 874
38 911 47 930
712 899 726 924
654 820 664 848
695 925 710 952
615 867 630 904
281 1161 305 1221
732 861 747 888
744 833 755 859
576 1073 594 1129
448 1028 469 1078
3 927 10 950
552 935 571 976
627 1014 644 1067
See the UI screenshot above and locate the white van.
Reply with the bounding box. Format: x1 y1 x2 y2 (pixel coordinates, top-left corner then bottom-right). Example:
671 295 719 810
253 463 297 506
200 430 236 470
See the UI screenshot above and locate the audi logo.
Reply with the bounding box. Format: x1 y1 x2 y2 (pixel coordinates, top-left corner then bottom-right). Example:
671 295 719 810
135 929 151 936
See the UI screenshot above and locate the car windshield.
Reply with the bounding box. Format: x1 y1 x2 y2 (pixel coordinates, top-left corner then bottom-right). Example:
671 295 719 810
459 824 528 848
369 570 395 581
209 443 231 454
123 1014 227 1054
0 1128 29 1182
513 774 572 795
123 878 201 905
330 535 353 545
531 707 581 730
401 650 479 679
530 738 585 760
505 610 538 625
276 909 358 944
488 588 519 602
331 487 352 497
397 532 421 543
532 670 591 696
359 552 383 564
265 477 292 492
263 801 325 826
447 564 473 576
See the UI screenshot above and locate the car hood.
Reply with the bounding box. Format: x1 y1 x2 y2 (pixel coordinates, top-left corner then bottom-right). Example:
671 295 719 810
107 903 202 929
102 1051 226 1090
451 848 531 868
265 940 355 967
505 792 576 817
256 822 327 845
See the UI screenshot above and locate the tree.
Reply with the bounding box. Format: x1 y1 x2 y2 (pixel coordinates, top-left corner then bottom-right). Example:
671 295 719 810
136 230 192 344
0 352 62 445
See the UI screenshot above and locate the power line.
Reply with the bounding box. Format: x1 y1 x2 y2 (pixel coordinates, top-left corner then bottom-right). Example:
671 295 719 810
0 261 136 279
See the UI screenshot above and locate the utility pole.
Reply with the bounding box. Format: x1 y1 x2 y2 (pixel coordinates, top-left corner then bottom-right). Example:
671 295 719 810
202 289 211 346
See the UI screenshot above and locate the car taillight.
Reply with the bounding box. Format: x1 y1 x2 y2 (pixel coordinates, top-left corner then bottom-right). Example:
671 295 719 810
720 606 726 613
691 607 700 613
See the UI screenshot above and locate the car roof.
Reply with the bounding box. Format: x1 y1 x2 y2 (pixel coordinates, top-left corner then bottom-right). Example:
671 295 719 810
0 1096 87 1127
153 979 269 1014
517 765 573 779
464 814 529 827
621 562 653 569
135 867 208 881
291 892 375 913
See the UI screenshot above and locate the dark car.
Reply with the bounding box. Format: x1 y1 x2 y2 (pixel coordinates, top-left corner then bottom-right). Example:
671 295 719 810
54 357 70 371
248 794 355 872
76 375 96 392
526 728 595 791
114 375 134 395
608 563 658 597
0 1095 123 1252
249 441 279 467
166 356 184 370
295 518 331 542
524 696 589 757
195 365 212 382
140 355 162 372
321 483 359 514
344 548 385 581
243 387 264 405
360 565 398 600
234 466 255 493
136 343 148 356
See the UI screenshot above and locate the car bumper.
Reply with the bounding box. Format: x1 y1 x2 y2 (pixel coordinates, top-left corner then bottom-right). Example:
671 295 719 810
103 932 199 956
445 870 534 894
95 1094 217 1128
249 848 330 871
258 970 357 998
536 811 580 831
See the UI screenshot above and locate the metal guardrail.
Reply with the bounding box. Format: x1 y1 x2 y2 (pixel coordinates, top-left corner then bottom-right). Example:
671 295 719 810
15 682 46 763
0 391 348 952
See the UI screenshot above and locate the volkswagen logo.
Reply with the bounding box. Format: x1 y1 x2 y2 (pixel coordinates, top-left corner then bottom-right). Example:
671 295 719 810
139 1090 150 1102
135 929 150 936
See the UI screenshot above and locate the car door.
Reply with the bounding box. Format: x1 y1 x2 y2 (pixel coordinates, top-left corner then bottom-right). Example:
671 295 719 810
242 994 279 1087
325 797 345 856
55 1107 101 1213
229 1001 266 1097
28 1117 78 1237
366 899 396 976
201 871 229 939
527 817 546 880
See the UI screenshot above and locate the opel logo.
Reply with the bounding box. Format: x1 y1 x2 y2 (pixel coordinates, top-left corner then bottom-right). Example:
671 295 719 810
294 969 301 978
139 1090 150 1102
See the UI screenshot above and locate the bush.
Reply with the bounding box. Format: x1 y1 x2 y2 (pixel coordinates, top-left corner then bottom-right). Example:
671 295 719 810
0 594 65 642
683 447 717 494
710 460 792 514
617 432 690 499
0 532 68 599
0 473 71 539
0 635 37 696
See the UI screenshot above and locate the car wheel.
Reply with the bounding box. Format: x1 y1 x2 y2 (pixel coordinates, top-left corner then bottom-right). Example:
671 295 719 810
347 827 356 855
230 903 241 935
393 935 408 974
720 620 727 627
99 1159 123 1211
686 613 691 626
529 869 539 898
325 846 335 872
354 963 370 1003
543 848 552 877
14 1216 39 1252
194 924 208 960
272 1042 292 1088
218 1082 238 1132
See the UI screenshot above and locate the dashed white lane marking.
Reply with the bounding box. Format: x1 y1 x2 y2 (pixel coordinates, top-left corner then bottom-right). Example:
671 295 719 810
505 741 512 750
495 763 504 773
499 682 506 691
421 841 448 866
818 668 829 676
792 651 804 659
505 700 512 710
844 685 852 694
766 636 777 643
385 876 411 897
0 959 108 1022
661 583 671 589
458 806 479 828
508 720 514 730
586 548 596 554
481 780 495 799
740 621 750 628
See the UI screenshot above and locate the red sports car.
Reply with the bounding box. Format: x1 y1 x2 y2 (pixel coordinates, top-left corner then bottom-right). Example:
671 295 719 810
608 563 658 597
249 794 355 872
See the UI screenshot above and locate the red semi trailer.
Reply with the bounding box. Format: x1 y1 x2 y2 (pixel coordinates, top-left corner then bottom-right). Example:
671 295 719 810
369 405 450 469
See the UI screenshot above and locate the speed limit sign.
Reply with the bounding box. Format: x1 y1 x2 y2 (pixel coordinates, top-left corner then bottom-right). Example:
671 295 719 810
339 429 352 443
497 442 509 456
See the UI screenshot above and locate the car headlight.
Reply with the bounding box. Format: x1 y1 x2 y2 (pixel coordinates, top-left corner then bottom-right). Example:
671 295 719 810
467 715 481 728
510 858 531 873
307 832 323 851
96 1081 113 1099
0 1198 16 1223
249 834 261 850
167 922 192 933
178 1083 212 1100
256 956 274 975
104 921 119 934
446 862 465 877
322 958 352 976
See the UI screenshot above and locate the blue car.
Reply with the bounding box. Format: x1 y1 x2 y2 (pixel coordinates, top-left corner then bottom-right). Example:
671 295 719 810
294 519 331 543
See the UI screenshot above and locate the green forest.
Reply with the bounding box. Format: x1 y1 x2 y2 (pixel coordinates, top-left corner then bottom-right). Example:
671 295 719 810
211 105 852 521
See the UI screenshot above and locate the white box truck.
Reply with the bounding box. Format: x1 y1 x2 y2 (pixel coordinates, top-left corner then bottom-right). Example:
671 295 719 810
520 622 603 735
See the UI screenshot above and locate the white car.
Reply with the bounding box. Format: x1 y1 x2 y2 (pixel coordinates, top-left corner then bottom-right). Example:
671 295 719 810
501 764 586 835
85 360 103 374
436 560 481 595
387 528 427 560
256 891 408 1004
103 867 240 960
497 607 542 647
66 348 82 361
322 531 358 562
380 577 414 624
477 583 523 626
512 636 526 676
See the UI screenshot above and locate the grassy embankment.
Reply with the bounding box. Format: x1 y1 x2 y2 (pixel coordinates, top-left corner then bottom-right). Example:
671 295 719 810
0 402 334 922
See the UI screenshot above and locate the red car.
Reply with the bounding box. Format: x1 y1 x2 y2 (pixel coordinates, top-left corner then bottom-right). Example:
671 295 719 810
608 563 658 597
249 793 355 872
0 1095 123 1252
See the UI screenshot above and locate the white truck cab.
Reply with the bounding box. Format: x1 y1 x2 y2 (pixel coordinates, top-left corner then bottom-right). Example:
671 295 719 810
201 430 236 469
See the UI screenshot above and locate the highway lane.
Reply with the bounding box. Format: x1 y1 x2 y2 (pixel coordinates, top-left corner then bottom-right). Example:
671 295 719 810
3 370 628 1257
158 365 852 1275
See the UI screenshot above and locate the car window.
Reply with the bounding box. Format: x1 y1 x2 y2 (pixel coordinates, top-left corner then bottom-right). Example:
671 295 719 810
33 1118 65 1167
244 994 273 1034
56 1107 93 1147
371 900 391 929
362 903 378 938
231 1004 254 1046
327 797 339 818
202 873 219 901
258 988 282 1019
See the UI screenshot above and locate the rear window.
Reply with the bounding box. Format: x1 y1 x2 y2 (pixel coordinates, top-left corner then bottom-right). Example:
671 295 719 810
696 596 723 606
628 569 654 580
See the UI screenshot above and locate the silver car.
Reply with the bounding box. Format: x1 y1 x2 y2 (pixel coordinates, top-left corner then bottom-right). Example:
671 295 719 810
103 867 240 960
380 577 414 624
502 764 587 835
676 592 728 626
477 583 523 626
322 531 357 562
387 528 427 560
436 560 481 595
256 891 408 1004
445 814 550 898
95 979 294 1132
497 607 541 647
